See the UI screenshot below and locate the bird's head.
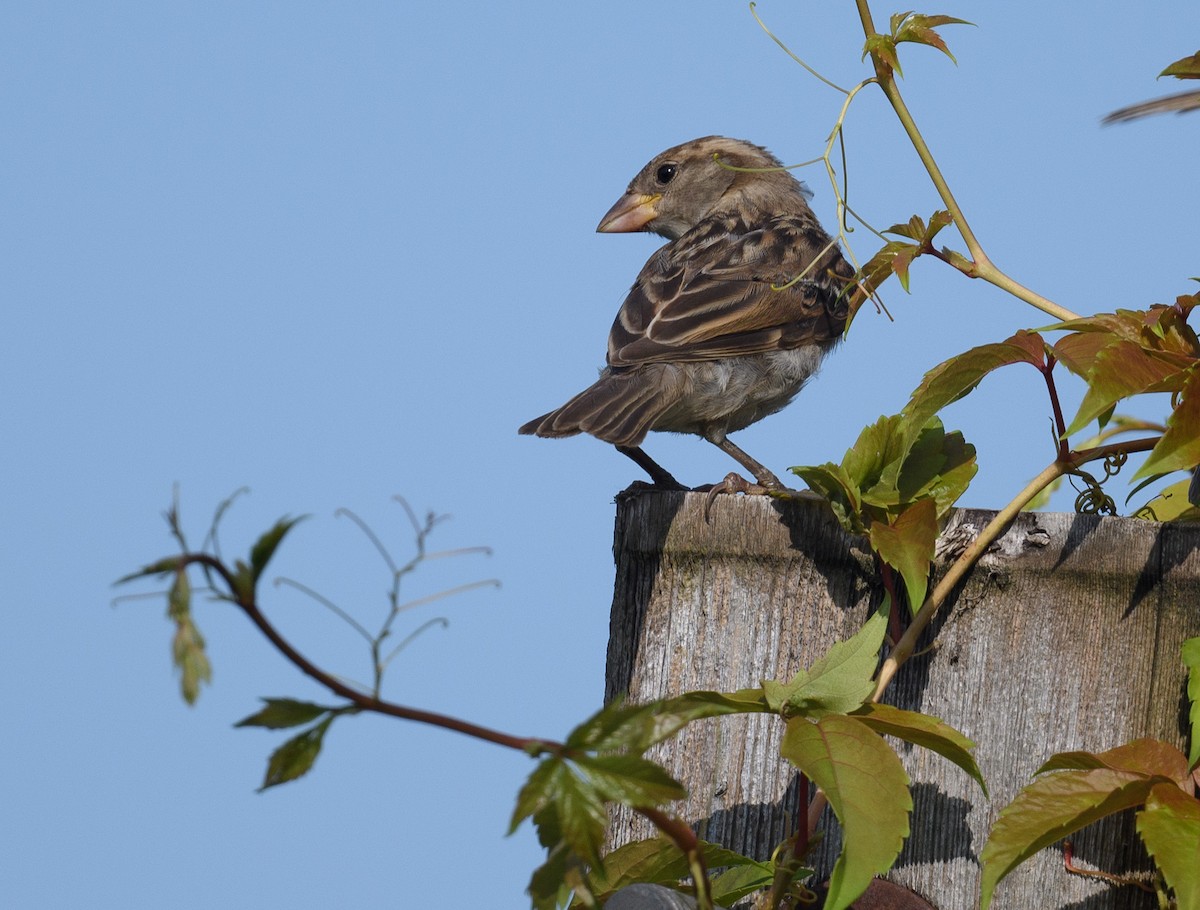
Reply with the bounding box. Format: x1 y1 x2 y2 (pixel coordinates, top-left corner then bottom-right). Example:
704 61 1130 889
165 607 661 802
596 136 808 240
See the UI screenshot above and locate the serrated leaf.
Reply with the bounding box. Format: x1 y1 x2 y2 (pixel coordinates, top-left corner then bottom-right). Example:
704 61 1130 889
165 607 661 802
711 860 784 905
554 764 609 867
781 714 911 910
1133 477 1200 522
510 757 563 835
529 842 573 910
1063 342 1193 436
579 837 767 907
1137 783 1200 910
1037 737 1191 787
903 331 1047 444
893 12 974 65
978 768 1160 909
259 716 333 791
1184 637 1200 770
249 515 307 583
565 689 768 756
235 697 336 730
1161 51 1200 80
851 702 986 794
869 498 937 611
764 604 887 717
573 754 685 808
1135 367 1200 480
862 33 902 76
790 461 864 534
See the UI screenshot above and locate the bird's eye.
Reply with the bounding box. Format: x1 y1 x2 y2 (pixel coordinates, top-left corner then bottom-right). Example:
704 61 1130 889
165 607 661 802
655 164 677 185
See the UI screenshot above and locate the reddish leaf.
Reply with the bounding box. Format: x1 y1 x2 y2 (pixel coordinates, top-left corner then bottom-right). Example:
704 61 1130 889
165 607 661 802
903 331 1047 443
863 33 902 75
1136 366 1200 480
869 498 938 611
979 768 1160 909
1064 341 1194 435
1038 737 1192 790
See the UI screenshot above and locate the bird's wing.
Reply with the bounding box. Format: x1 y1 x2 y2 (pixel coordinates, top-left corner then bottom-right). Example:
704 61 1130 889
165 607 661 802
607 213 853 367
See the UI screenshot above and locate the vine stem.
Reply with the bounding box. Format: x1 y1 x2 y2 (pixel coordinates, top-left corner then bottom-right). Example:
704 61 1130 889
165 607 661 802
872 436 1161 698
851 0 1078 323
184 553 559 755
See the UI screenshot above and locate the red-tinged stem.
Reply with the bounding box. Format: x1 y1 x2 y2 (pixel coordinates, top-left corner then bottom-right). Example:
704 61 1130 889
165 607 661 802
1041 356 1070 459
183 553 562 756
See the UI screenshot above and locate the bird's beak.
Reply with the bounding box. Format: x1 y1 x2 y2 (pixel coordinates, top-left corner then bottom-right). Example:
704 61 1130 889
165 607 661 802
597 192 661 233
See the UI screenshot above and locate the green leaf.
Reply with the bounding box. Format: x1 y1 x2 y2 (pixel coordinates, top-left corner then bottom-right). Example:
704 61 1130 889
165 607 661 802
565 688 768 755
553 764 609 867
573 754 685 808
249 515 307 583
711 860 784 905
869 498 937 611
1183 637 1200 769
510 757 563 835
1161 51 1200 80
579 837 769 907
790 461 864 534
851 702 986 795
529 841 574 910
780 714 911 910
235 697 336 730
763 603 887 717
978 768 1160 909
259 716 334 791
115 556 184 585
1136 783 1200 910
1132 477 1200 522
1135 366 1200 480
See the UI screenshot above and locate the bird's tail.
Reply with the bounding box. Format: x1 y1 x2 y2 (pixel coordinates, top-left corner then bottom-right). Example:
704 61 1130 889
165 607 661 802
518 366 683 447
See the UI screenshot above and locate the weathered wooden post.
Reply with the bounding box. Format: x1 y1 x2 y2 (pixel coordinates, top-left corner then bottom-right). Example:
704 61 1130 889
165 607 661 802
605 490 1200 909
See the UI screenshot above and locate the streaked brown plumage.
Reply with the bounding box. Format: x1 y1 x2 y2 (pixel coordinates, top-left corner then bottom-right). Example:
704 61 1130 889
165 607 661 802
519 136 854 491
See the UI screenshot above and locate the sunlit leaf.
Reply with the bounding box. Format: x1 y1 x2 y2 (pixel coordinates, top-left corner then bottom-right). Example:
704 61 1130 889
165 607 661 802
763 603 887 717
1161 51 1200 80
1183 637 1200 770
1135 367 1200 480
979 768 1160 909
781 714 910 910
903 331 1047 444
892 12 974 65
863 33 902 75
1136 783 1200 910
851 702 986 794
869 498 937 611
1037 738 1190 789
573 754 685 808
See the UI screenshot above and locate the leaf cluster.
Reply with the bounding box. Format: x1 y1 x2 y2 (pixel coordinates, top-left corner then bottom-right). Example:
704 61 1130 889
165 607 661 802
512 605 984 910
980 638 1200 909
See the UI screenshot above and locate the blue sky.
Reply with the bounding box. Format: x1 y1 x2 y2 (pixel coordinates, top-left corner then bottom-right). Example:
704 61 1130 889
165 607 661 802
3 3 1198 908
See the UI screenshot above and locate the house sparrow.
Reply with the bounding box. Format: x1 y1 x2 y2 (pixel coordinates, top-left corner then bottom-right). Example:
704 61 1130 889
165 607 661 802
519 136 854 494
1104 88 1200 123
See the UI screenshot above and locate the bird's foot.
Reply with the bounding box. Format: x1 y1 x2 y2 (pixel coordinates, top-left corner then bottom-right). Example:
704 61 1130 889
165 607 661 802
701 472 773 521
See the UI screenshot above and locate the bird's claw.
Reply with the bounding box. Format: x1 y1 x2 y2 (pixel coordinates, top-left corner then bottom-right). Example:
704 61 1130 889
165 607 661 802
702 472 769 521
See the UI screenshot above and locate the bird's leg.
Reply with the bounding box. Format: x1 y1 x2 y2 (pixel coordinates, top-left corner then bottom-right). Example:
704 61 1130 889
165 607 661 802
707 433 786 490
616 445 687 490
